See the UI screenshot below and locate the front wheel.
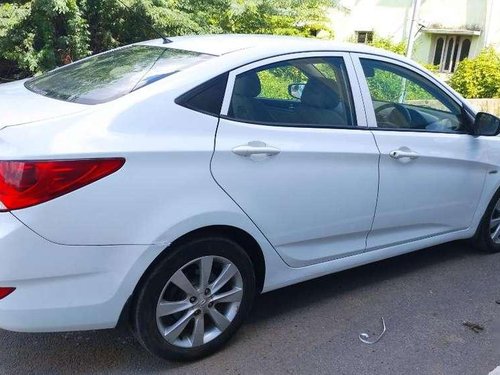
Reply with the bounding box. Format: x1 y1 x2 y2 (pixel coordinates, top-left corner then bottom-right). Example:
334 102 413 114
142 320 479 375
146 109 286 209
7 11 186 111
474 191 500 254
132 237 256 361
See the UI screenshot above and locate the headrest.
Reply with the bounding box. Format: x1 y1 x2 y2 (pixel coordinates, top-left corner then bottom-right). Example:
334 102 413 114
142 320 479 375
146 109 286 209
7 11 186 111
301 77 340 109
233 71 261 98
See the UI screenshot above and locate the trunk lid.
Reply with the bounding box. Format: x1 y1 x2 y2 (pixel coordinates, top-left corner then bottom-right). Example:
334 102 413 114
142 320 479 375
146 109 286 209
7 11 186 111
0 80 88 129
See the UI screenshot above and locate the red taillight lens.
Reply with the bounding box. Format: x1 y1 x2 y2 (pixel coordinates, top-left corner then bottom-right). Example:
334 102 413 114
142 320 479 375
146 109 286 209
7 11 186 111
0 158 125 211
0 287 15 300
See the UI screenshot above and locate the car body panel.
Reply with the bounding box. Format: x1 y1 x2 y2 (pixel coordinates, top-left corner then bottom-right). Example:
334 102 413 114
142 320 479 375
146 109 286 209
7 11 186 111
0 207 285 332
1 94 224 246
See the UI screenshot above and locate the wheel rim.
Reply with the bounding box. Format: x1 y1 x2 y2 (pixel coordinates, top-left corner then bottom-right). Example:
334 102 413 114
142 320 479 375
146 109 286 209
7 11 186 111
490 198 500 244
156 256 243 348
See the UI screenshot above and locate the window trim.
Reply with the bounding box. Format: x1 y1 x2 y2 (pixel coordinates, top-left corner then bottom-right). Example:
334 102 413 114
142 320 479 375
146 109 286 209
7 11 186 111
221 51 368 129
350 53 470 134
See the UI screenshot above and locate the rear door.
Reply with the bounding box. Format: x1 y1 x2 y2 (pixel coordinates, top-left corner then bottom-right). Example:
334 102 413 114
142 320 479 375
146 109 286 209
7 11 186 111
211 52 380 267
352 54 490 250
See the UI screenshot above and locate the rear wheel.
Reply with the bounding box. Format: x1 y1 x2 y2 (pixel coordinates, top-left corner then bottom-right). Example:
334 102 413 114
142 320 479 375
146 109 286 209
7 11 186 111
474 191 500 254
132 237 256 361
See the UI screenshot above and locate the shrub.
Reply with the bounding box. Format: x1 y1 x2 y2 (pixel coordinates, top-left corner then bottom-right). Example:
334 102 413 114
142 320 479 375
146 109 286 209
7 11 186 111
449 47 500 99
368 36 406 55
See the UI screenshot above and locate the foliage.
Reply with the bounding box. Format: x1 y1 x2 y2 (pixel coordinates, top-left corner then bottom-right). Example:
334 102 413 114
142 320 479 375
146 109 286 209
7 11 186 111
219 0 331 37
0 0 90 79
257 60 341 100
449 47 500 99
346 33 406 55
258 65 307 99
0 0 333 80
368 36 406 55
367 70 435 102
421 63 439 73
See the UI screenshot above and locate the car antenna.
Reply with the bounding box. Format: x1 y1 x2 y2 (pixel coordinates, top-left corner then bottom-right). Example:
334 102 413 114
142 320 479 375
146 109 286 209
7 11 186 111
115 0 172 44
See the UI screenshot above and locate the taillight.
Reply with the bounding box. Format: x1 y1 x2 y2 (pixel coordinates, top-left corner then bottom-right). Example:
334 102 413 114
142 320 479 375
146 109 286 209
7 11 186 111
0 158 125 211
0 287 15 300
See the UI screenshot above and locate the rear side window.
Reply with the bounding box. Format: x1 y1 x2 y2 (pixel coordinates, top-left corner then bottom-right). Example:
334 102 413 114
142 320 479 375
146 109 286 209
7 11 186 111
25 45 213 105
227 57 356 128
176 74 228 116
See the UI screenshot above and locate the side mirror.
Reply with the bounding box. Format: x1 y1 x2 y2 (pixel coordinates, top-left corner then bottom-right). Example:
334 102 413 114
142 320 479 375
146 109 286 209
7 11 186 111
288 83 306 100
474 112 500 136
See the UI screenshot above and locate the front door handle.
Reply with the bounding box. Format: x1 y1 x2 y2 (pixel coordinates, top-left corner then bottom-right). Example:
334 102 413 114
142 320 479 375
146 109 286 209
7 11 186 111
232 141 281 157
389 148 419 160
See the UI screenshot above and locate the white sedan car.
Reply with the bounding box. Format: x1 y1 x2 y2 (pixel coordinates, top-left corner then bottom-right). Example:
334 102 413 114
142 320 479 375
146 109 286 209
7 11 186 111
1 34 499 361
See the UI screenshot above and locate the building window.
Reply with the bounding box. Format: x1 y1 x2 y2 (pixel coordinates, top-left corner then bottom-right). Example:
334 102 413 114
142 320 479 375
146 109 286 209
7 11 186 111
356 31 373 44
433 38 444 65
459 39 471 61
432 35 471 73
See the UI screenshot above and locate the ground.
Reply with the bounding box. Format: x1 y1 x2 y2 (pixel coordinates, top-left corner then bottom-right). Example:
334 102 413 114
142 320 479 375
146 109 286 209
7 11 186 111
0 242 498 375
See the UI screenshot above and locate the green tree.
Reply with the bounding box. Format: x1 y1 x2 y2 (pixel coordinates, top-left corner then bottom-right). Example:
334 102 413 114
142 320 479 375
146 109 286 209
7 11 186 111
449 47 500 99
0 2 31 80
0 0 89 78
0 0 333 80
218 0 331 37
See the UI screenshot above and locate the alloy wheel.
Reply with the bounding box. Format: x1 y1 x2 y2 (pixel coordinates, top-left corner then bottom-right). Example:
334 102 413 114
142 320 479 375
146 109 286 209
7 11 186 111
155 256 243 348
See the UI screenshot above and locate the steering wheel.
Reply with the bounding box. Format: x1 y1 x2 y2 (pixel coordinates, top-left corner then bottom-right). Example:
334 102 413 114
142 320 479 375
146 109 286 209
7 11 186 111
375 103 412 128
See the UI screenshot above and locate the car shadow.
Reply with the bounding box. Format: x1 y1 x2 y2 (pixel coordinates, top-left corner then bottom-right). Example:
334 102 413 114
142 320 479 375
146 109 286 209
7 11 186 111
0 241 479 374
248 241 474 325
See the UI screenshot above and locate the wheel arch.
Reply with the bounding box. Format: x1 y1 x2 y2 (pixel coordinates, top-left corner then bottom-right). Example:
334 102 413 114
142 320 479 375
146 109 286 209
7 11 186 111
119 225 267 328
165 225 266 293
472 180 500 237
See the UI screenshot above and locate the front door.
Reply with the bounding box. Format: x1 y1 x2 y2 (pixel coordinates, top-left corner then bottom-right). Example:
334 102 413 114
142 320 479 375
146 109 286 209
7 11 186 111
354 55 490 250
211 53 380 267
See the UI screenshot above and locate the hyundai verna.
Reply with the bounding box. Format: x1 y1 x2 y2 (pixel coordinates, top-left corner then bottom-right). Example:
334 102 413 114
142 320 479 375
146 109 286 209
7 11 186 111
1 35 500 361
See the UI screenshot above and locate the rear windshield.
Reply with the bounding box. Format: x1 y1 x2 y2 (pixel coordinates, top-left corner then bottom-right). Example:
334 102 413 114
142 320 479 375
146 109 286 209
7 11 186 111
25 45 213 105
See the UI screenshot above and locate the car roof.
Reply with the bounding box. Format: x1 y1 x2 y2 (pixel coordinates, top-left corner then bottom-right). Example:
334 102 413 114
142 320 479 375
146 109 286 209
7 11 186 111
138 34 402 60
136 34 436 96
133 34 468 115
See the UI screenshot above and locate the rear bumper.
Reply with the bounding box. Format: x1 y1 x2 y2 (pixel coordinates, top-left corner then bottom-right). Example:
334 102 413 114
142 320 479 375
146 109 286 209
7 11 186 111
0 212 156 332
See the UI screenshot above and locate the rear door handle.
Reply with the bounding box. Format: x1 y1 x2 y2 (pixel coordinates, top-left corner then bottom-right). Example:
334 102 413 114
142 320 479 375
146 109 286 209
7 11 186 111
389 148 419 160
232 141 281 157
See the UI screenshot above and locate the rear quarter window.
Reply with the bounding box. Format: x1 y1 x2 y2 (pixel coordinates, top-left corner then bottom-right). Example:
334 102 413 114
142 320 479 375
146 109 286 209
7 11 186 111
175 74 228 117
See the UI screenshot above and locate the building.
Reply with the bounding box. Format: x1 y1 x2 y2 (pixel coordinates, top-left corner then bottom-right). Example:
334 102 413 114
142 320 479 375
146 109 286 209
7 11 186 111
329 0 500 73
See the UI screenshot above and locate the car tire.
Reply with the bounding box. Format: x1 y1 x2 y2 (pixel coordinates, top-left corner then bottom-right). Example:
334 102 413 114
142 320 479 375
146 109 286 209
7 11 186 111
474 190 500 254
132 236 256 361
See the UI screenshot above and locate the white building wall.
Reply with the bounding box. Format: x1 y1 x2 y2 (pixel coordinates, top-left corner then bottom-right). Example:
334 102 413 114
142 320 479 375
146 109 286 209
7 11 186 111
330 0 499 65
484 0 500 49
329 0 413 43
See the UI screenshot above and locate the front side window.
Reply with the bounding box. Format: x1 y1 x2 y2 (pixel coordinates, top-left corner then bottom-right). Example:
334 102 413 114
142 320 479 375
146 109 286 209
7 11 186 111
25 45 213 104
228 57 356 128
360 58 465 133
